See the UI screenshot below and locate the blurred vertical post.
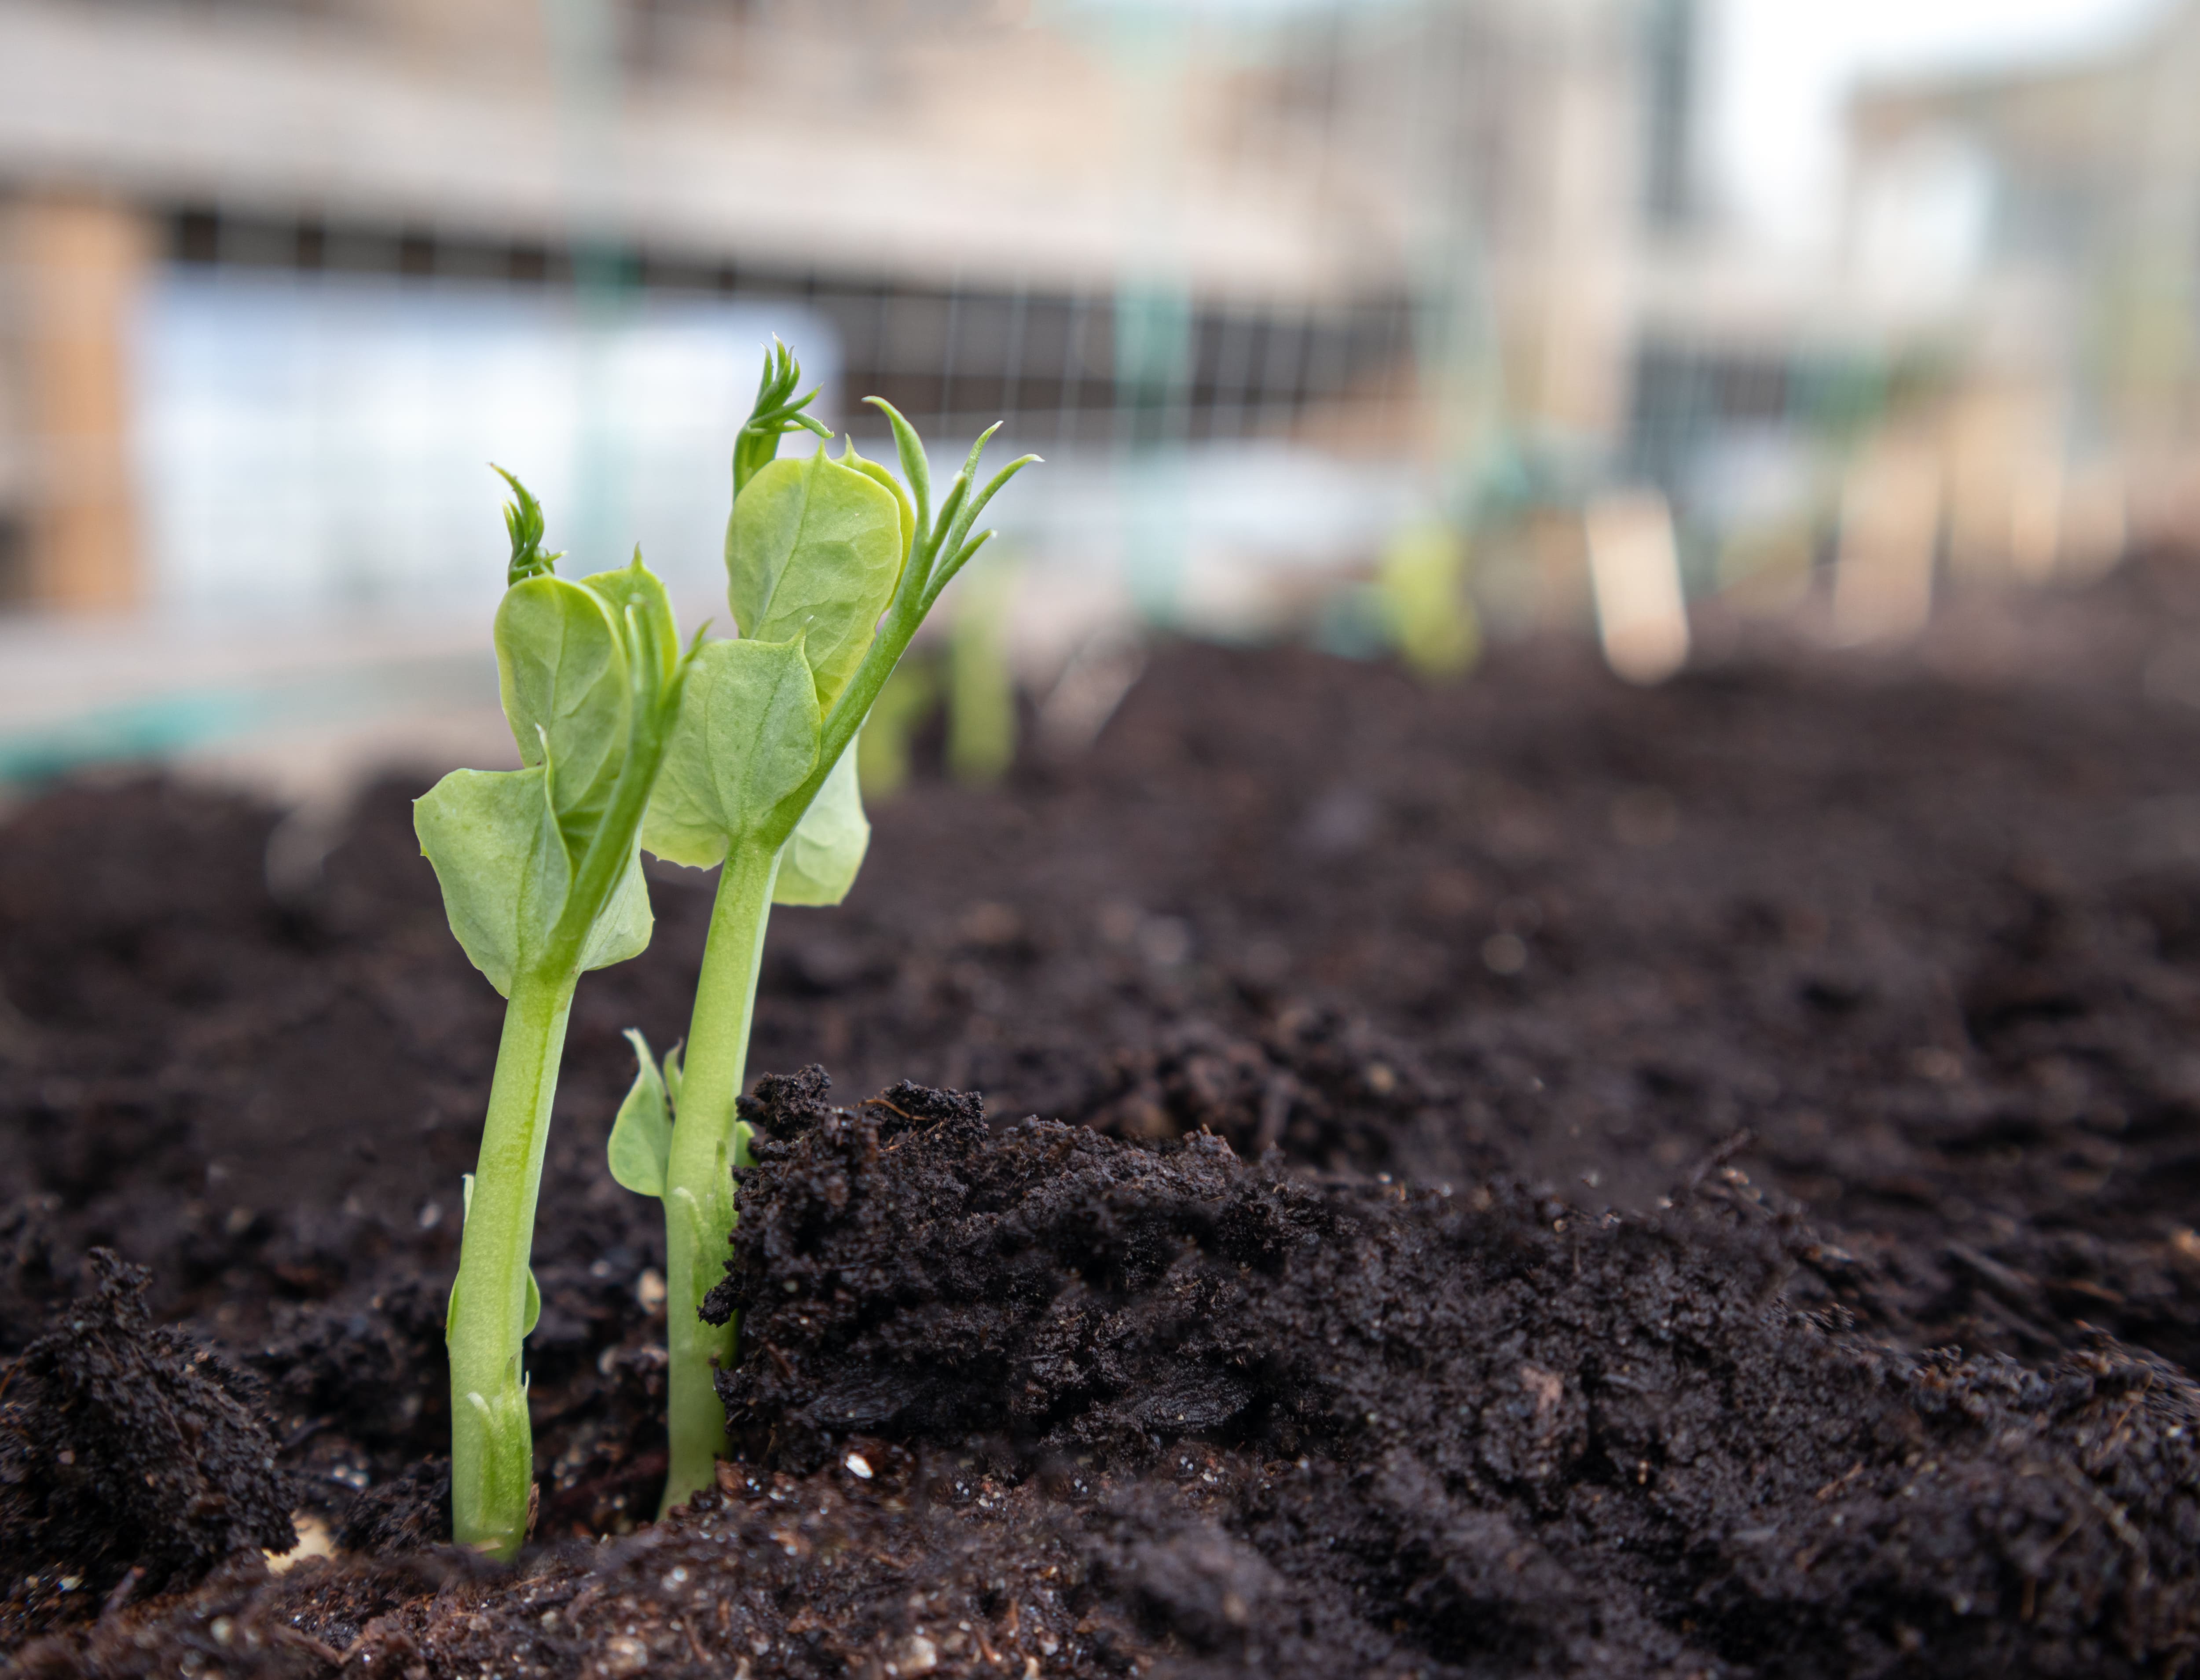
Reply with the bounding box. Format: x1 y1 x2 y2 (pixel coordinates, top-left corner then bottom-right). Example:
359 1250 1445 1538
1945 387 2029 585
1584 489 1688 683
2051 459 2127 584
1833 433 1940 642
1507 0 1635 449
10 192 154 611
541 0 632 565
2107 7 2200 467
2008 452 2065 584
1403 0 1506 529
1107 11 1193 621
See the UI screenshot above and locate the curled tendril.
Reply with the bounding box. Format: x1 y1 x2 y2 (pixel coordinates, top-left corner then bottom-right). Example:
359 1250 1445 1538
859 398 1040 616
493 466 564 586
733 339 833 495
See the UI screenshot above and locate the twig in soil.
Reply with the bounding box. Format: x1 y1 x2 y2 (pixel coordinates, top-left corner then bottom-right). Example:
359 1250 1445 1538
1944 1241 2039 1304
1678 1128 1756 1199
2052 1455 2152 1588
271 1624 345 1665
337 1627 418 1671
280 1414 333 1452
99 1566 144 1617
2082 1373 2155 1476
338 1622 419 1670
1811 1462 1865 1501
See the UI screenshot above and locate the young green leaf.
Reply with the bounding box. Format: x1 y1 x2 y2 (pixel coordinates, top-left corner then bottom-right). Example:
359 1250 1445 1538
578 553 682 693
608 1029 672 1199
415 766 653 995
840 440 916 580
642 638 821 868
495 577 629 829
726 448 905 710
414 767 566 998
575 848 656 975
774 743 870 906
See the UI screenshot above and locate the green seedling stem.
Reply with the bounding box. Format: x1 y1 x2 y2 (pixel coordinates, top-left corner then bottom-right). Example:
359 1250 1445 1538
656 835 778 1508
611 345 1035 1515
418 474 697 1558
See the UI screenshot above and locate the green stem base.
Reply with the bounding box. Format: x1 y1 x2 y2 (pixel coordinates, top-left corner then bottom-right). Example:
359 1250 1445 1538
659 840 780 1516
448 968 573 1558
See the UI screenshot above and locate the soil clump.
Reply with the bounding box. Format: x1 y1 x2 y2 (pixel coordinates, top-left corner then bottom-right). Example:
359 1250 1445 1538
0 1252 294 1644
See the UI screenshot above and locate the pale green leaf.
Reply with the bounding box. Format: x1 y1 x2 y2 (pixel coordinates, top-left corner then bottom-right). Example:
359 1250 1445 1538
662 1041 684 1108
578 553 681 692
841 442 915 594
608 1028 672 1199
774 741 870 906
641 637 820 867
493 577 630 846
415 764 649 989
576 849 654 974
414 766 567 998
726 449 903 710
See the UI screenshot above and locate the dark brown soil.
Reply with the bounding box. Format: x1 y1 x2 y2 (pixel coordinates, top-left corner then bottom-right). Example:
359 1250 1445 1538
0 1252 295 1630
8 557 2200 1674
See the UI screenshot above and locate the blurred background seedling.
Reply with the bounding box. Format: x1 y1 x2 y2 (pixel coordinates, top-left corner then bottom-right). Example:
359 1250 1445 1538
946 551 1021 786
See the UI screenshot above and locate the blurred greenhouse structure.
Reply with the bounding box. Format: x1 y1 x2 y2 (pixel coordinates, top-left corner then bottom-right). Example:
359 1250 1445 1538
0 0 2192 713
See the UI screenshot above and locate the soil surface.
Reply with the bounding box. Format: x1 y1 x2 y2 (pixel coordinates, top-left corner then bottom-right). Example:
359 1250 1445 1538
9 558 2200 1675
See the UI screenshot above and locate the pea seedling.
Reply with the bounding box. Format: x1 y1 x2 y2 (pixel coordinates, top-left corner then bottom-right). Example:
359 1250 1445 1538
415 475 696 1558
609 345 1035 1513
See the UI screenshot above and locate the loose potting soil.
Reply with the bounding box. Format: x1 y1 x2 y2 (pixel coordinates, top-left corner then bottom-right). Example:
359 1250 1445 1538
7 560 2200 1675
